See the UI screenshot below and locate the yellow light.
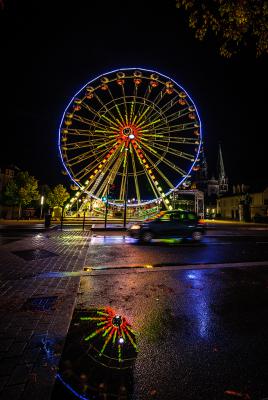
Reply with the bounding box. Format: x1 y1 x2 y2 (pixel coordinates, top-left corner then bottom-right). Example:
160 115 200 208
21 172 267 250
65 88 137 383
83 266 93 272
144 264 153 269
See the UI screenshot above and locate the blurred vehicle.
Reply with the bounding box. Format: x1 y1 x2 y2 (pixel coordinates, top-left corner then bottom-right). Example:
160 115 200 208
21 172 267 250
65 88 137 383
128 210 205 243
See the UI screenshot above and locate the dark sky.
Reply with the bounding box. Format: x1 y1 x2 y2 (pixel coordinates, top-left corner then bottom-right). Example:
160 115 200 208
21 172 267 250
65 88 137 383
1 0 267 188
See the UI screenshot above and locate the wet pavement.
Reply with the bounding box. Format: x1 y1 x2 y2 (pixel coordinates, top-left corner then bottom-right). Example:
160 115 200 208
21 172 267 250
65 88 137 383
53 266 268 400
0 224 268 399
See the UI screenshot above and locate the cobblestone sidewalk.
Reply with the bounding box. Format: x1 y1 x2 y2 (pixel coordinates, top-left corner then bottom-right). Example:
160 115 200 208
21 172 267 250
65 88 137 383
0 230 91 400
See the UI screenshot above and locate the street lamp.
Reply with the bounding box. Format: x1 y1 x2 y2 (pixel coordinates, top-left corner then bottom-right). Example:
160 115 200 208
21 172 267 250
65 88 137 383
77 198 82 211
40 195 44 219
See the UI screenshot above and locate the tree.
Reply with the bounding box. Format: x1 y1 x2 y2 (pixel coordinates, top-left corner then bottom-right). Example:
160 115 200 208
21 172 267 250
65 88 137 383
175 0 268 57
46 184 70 209
4 171 39 218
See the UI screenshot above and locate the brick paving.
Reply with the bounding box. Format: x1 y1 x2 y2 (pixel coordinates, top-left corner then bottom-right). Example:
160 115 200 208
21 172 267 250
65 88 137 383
0 230 91 400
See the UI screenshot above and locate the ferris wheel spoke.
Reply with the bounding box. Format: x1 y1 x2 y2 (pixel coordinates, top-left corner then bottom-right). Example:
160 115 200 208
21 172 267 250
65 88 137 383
68 141 112 165
132 147 160 199
120 85 129 125
72 114 112 131
95 138 118 150
138 116 162 130
140 105 190 131
94 92 120 126
95 162 119 199
148 141 195 161
65 129 92 137
67 144 110 168
119 152 128 200
151 122 199 134
135 84 151 122
62 141 92 151
143 136 198 144
80 102 102 120
142 94 180 126
153 107 192 128
107 88 125 126
130 146 141 202
66 149 93 165
161 94 180 114
141 133 198 144
87 147 123 194
136 88 166 126
140 141 187 176
137 152 165 198
137 147 174 189
129 85 138 124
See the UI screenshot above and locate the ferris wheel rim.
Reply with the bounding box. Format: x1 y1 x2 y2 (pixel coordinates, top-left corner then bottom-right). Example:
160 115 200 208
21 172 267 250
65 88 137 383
58 67 203 206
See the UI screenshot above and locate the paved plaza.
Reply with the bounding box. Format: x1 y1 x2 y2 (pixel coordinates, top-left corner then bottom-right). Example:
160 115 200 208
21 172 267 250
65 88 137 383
0 229 92 400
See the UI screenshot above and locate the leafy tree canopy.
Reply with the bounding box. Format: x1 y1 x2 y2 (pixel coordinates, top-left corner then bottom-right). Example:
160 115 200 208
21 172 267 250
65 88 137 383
4 171 39 207
46 184 70 208
175 0 268 57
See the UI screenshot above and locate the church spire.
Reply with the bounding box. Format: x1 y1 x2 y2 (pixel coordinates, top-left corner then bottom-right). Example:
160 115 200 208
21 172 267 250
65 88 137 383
217 142 228 193
218 143 226 180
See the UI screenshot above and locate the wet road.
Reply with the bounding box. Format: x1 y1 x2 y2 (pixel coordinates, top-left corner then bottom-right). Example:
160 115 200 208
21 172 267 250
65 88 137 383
52 226 268 400
86 232 268 269
53 265 268 400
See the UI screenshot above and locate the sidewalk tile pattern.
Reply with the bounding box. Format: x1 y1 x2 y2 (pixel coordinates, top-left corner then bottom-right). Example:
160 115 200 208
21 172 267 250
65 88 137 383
0 230 91 400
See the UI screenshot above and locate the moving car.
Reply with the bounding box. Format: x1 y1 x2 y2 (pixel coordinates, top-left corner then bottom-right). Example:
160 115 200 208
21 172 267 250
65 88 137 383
128 210 205 243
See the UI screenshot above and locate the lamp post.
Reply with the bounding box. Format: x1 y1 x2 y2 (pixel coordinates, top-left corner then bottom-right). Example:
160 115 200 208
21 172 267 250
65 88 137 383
40 195 44 219
77 198 82 213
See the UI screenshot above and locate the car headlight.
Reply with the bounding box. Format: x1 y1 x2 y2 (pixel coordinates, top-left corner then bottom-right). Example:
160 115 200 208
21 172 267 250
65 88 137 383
130 224 141 230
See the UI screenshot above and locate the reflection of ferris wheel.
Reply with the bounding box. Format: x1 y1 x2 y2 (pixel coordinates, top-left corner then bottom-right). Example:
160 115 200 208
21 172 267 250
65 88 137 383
59 68 202 208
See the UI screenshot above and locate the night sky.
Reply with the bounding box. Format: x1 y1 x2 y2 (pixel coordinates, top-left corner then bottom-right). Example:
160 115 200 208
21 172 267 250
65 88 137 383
1 0 267 189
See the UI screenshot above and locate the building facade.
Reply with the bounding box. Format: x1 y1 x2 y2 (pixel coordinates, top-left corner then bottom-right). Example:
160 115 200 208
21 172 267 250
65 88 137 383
217 186 268 221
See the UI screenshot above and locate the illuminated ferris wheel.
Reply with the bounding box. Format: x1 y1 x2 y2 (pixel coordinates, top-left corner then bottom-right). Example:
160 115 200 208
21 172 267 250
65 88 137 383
59 68 202 208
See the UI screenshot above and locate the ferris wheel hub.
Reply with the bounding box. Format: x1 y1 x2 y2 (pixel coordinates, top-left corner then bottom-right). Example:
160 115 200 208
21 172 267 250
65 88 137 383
120 125 138 141
123 127 132 136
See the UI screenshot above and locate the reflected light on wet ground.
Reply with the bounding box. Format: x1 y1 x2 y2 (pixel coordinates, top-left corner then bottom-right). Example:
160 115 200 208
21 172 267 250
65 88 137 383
91 236 191 245
184 270 210 339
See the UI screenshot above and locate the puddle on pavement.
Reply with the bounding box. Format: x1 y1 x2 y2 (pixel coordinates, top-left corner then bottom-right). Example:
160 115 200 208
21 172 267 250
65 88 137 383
51 306 137 400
